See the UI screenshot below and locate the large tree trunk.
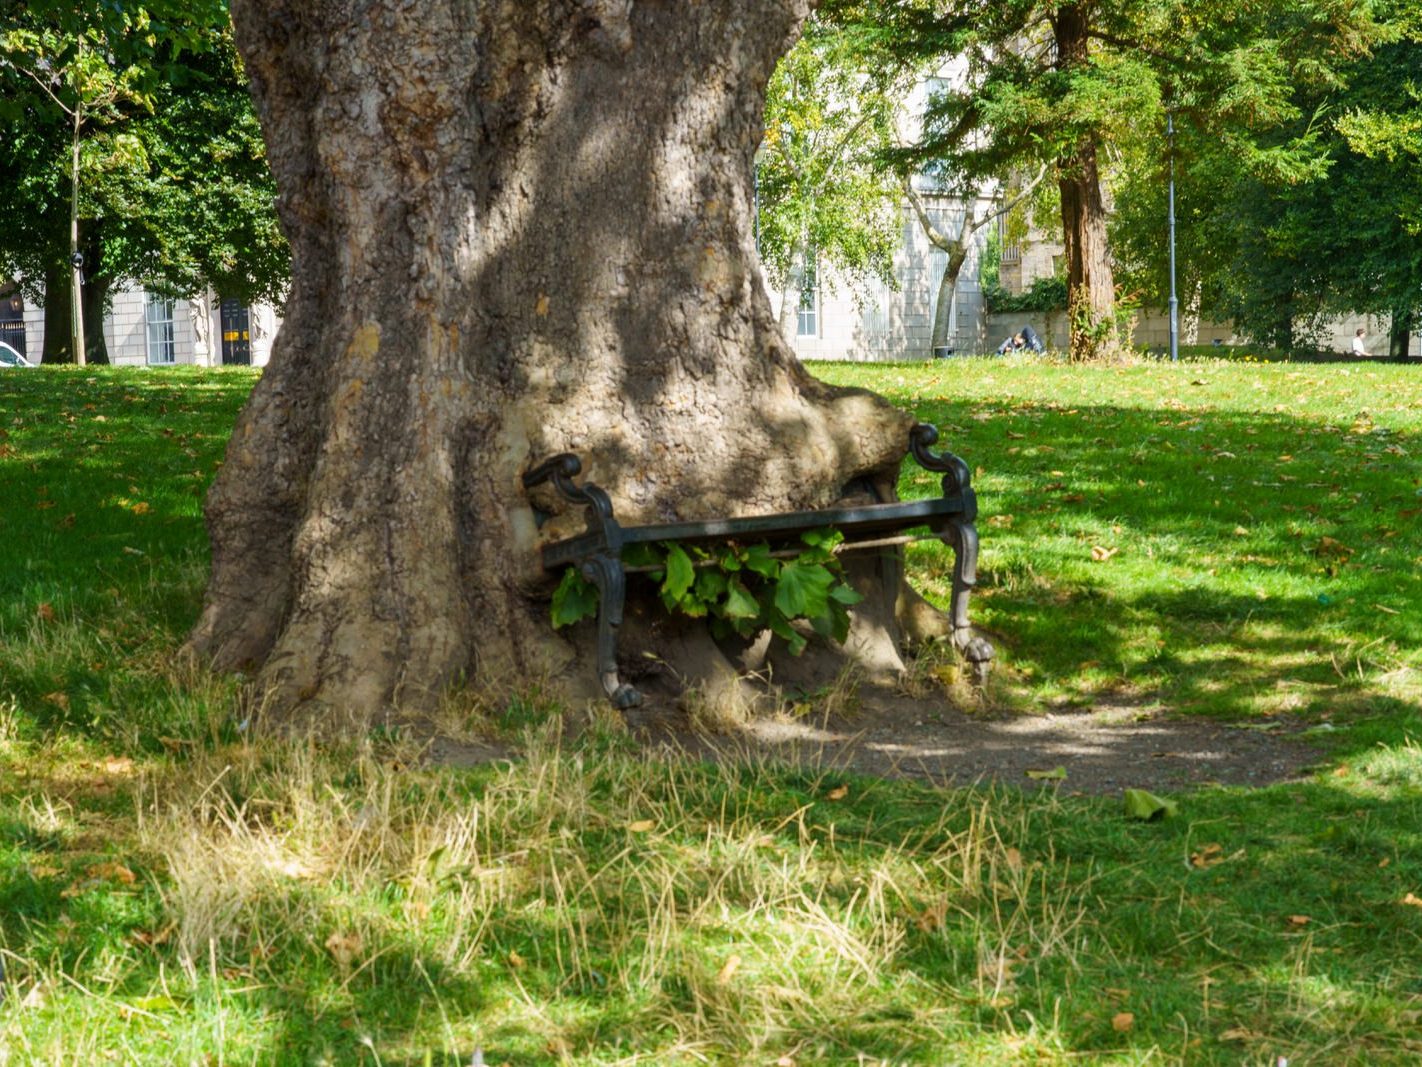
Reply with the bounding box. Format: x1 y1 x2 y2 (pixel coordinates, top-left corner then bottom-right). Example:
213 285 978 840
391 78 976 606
1390 309 1415 362
192 0 919 726
41 264 75 364
1053 4 1117 362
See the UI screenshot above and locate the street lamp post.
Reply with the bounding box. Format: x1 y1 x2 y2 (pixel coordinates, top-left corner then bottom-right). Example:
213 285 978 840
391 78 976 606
1167 111 1179 363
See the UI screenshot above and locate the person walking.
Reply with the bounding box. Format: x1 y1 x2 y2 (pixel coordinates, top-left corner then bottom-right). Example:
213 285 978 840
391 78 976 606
1352 328 1367 357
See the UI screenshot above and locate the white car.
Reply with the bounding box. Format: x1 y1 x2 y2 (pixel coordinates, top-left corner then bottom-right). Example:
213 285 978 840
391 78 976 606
0 341 33 367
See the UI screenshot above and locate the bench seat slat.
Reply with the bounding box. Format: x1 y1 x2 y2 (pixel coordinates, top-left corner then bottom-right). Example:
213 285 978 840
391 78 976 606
539 494 972 568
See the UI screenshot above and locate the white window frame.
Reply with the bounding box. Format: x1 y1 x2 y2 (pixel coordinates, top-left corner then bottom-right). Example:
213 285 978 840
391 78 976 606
796 257 819 338
146 295 176 364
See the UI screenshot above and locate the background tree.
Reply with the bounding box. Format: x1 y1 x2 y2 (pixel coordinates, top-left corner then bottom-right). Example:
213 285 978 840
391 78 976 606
827 0 1383 360
757 17 905 336
902 163 1046 357
1102 3 1398 351
0 2 284 364
191 0 944 726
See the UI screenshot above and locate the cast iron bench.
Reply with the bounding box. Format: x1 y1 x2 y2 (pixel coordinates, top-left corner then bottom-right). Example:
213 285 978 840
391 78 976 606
523 423 994 708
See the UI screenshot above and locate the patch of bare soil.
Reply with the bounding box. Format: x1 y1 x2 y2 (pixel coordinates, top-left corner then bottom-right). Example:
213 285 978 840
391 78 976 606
615 686 1322 796
424 685 1322 797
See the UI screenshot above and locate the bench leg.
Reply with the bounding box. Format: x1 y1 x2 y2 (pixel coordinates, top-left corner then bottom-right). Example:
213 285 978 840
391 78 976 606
580 554 643 709
942 519 996 684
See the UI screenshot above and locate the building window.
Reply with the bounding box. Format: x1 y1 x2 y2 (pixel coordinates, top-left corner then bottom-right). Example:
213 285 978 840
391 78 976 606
796 257 818 337
146 296 175 364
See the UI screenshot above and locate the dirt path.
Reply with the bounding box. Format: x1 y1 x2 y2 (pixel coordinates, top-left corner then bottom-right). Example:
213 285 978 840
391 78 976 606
617 687 1321 795
427 686 1322 797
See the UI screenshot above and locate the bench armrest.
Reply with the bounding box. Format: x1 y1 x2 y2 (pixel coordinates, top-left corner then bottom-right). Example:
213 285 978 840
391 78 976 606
909 423 972 497
523 451 621 546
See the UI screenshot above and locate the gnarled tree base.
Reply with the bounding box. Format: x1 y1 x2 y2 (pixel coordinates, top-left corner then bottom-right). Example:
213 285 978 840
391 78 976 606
193 0 973 730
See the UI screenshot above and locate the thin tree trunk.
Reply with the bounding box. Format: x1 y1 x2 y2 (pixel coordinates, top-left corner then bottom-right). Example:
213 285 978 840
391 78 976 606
930 247 967 353
193 0 920 726
1053 4 1117 362
69 93 87 368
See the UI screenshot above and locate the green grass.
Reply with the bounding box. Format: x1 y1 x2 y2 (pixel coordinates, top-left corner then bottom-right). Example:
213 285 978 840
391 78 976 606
3 359 1422 1064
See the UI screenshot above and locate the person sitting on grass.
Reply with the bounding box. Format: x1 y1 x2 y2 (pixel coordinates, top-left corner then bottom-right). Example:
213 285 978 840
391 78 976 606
1019 324 1044 353
996 332 1024 355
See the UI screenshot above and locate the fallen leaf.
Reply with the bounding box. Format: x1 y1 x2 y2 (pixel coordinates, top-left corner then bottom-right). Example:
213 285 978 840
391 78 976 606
1004 847 1024 871
43 691 70 712
534 293 550 316
1025 766 1067 781
1400 893 1422 908
627 819 656 832
507 950 526 968
324 930 363 969
1112 1012 1135 1032
36 602 55 621
103 756 135 776
1219 1027 1257 1042
1090 545 1118 562
825 785 849 801
1233 526 1250 537
1314 536 1353 559
715 955 742 985
1190 843 1225 869
1124 788 1178 821
1287 914 1311 927
916 901 948 932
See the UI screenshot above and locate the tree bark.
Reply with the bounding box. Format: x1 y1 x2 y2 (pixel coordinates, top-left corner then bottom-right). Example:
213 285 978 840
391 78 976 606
1389 309 1415 362
1053 4 1117 362
192 0 919 726
41 263 75 364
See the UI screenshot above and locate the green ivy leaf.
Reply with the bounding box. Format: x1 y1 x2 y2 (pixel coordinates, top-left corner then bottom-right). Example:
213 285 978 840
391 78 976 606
551 568 599 628
721 578 760 620
743 543 779 578
769 612 808 656
694 568 728 602
774 559 834 619
830 583 863 606
663 543 695 601
800 527 843 550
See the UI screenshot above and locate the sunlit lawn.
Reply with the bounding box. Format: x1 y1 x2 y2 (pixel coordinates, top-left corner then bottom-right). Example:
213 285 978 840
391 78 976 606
2 358 1422 1065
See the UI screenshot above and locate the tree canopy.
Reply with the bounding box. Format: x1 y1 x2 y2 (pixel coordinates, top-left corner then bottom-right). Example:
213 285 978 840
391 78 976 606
824 0 1387 358
756 17 905 330
0 1 286 362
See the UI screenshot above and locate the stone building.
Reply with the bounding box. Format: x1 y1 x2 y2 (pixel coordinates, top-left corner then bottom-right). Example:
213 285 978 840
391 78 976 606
0 282 280 367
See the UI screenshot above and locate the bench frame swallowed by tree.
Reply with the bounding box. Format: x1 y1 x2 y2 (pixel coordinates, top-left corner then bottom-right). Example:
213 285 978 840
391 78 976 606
524 423 994 708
